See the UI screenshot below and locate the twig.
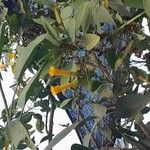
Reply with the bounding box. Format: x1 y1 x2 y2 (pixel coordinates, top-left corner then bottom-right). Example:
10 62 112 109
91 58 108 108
45 111 49 134
114 11 145 34
0 79 10 122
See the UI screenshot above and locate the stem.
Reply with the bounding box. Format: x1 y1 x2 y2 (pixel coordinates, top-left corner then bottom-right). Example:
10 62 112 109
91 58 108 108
114 11 145 33
48 95 56 143
10 84 18 120
0 80 10 122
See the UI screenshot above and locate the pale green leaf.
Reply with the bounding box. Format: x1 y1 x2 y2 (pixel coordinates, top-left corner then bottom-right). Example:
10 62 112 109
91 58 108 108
6 120 36 150
97 83 114 98
15 34 46 81
143 0 150 18
83 133 91 147
75 1 90 33
82 33 100 51
91 104 107 120
99 4 116 25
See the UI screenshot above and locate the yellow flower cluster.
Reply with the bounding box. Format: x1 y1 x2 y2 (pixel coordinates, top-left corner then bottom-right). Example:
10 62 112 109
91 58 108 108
48 66 77 96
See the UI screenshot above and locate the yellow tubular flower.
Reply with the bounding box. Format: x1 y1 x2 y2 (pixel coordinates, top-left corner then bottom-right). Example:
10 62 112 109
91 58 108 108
49 66 76 77
50 81 77 96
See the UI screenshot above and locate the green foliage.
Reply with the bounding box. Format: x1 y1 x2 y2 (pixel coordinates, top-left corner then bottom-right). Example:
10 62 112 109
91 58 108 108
0 0 150 149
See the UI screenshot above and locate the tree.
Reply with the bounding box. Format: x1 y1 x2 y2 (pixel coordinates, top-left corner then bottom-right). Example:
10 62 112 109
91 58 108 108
0 0 150 149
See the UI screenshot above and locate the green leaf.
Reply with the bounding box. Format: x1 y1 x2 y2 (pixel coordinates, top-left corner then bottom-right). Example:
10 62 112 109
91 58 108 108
99 4 116 25
17 68 42 109
34 114 44 133
75 1 90 33
82 33 100 51
71 144 90 150
36 120 44 133
15 34 46 81
9 14 20 34
91 104 107 120
60 98 72 108
143 0 150 18
83 133 91 147
0 22 6 56
37 16 60 42
97 83 114 98
6 120 36 150
39 50 62 79
44 117 95 150
123 0 143 8
20 112 33 124
115 92 150 118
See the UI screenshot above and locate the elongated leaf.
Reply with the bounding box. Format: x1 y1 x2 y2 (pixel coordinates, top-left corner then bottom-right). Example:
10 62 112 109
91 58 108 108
44 117 95 150
0 22 6 56
143 0 150 18
39 16 60 42
75 1 90 33
17 68 42 109
15 34 46 81
82 33 100 51
6 120 36 150
44 121 80 150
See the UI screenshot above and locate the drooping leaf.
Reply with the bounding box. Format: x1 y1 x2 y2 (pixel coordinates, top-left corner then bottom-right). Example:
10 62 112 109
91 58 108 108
82 33 100 51
15 34 46 81
44 116 95 150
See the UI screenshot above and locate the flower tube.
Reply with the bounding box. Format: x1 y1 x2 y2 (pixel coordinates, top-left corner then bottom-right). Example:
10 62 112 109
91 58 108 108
48 66 76 77
50 81 77 96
